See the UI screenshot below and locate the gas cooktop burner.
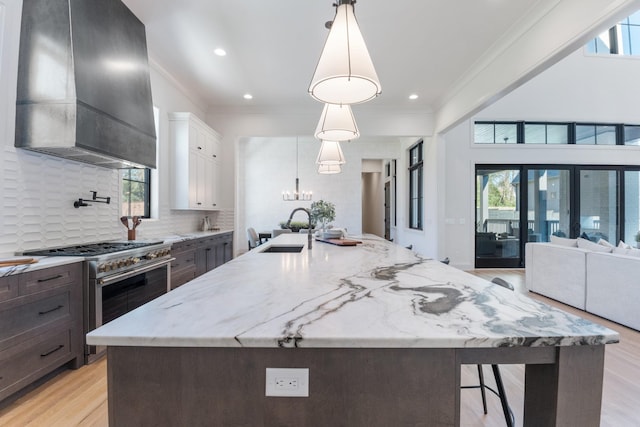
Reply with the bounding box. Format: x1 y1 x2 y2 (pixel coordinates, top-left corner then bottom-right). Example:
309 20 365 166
24 241 163 257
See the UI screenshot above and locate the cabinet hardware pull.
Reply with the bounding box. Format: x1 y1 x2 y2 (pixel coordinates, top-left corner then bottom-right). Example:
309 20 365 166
37 274 64 283
213 154 217 158
206 248 211 251
197 202 202 205
40 344 64 357
197 146 202 150
39 305 64 315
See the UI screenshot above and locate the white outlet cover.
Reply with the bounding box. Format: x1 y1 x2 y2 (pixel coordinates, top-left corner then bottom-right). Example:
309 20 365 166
265 368 309 397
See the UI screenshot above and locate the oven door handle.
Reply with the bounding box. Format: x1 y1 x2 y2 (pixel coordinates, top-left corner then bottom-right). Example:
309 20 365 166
98 258 175 286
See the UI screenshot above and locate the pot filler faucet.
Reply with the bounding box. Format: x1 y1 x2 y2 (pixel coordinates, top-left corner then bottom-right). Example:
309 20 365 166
286 207 312 250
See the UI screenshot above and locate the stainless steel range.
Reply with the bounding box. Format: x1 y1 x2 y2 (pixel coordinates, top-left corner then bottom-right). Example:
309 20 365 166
24 240 173 363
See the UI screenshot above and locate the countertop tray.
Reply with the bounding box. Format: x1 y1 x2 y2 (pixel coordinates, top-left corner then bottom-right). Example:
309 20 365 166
315 238 362 246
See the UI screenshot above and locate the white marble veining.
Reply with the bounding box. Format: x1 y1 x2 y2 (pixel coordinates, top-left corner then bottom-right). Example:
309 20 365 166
0 256 82 277
87 234 619 349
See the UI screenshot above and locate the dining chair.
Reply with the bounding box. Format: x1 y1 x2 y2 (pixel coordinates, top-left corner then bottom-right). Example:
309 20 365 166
461 277 515 427
247 227 260 250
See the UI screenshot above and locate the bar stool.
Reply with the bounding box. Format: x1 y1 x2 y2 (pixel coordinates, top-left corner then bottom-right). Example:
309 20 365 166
461 277 515 427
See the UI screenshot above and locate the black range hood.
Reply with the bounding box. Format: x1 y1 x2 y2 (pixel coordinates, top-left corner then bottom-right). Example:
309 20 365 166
15 0 156 169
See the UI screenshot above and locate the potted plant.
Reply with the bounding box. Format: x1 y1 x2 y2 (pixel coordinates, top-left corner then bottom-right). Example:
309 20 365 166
310 200 336 236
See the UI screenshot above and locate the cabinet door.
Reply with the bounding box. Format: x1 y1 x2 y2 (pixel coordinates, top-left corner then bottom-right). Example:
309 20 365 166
188 150 200 209
205 157 218 209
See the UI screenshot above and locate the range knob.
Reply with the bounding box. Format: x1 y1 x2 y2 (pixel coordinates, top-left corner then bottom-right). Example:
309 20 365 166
146 252 157 260
98 263 107 273
132 257 141 264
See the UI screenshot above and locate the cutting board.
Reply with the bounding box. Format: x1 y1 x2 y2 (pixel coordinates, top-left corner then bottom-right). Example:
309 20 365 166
315 237 362 246
0 257 38 267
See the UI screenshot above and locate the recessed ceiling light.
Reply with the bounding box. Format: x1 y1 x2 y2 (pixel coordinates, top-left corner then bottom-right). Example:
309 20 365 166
243 94 253 100
409 94 419 100
214 48 227 57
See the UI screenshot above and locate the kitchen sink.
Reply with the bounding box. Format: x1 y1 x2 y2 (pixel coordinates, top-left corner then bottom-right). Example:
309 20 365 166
260 245 304 253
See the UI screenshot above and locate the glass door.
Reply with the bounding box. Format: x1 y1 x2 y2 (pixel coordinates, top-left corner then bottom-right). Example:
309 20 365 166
526 169 572 242
578 169 619 243
475 167 521 268
624 170 640 247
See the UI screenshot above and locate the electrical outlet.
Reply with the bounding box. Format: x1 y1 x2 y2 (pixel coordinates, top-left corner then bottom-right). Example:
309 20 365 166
265 368 309 397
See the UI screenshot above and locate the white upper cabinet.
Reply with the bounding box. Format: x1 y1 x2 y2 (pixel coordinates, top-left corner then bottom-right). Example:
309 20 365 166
169 112 221 210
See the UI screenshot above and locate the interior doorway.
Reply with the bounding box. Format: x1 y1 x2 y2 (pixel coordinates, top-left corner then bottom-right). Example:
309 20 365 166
362 160 385 238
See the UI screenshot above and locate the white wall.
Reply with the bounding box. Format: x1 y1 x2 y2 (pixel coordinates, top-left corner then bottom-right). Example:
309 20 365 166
437 49 640 270
0 2 230 256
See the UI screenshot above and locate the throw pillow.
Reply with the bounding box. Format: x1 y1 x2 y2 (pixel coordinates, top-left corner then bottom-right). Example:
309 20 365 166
618 240 631 249
550 235 578 247
597 238 614 248
577 237 613 253
613 247 629 255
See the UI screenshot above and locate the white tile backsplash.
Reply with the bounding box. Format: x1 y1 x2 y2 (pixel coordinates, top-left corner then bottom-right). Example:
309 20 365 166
0 147 233 256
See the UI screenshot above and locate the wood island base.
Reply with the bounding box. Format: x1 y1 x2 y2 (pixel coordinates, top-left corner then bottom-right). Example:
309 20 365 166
106 344 605 427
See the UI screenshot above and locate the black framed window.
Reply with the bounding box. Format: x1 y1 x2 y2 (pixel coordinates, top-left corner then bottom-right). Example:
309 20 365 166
408 140 423 230
586 11 640 56
121 168 151 218
475 121 640 145
474 122 519 144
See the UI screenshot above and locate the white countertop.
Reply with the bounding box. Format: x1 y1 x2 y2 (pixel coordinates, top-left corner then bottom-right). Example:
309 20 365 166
0 256 83 277
159 229 233 244
87 234 619 349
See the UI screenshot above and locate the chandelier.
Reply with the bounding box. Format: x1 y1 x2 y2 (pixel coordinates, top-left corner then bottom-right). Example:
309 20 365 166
283 138 312 201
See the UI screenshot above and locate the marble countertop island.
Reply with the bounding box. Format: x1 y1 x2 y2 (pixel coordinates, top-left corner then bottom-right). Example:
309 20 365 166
87 233 617 349
94 233 618 426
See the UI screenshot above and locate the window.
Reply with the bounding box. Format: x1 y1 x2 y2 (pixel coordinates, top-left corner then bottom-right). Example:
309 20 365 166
475 121 640 145
586 11 640 55
408 140 423 230
474 122 518 144
121 169 150 217
575 124 616 145
524 123 569 144
120 106 158 218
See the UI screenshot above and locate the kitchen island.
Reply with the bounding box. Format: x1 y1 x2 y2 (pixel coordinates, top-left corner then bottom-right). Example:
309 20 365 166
87 234 618 426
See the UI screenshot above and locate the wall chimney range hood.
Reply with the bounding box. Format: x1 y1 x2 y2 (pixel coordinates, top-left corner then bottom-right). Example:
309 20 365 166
15 0 157 169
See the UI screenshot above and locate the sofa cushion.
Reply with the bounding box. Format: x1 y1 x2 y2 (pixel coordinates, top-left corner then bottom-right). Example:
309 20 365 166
612 246 640 257
597 238 614 248
618 240 631 249
525 243 588 310
577 238 613 253
550 235 578 247
587 252 640 330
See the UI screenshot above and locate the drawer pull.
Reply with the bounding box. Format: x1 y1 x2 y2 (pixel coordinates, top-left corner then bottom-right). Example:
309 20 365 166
37 274 64 283
39 305 64 315
40 344 64 357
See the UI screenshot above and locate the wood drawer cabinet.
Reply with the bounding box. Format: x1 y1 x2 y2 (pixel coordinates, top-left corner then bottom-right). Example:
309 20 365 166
0 262 83 402
170 240 197 289
172 232 234 288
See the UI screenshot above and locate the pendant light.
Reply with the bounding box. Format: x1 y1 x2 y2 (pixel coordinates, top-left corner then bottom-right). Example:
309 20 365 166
318 163 342 174
309 0 381 105
314 103 360 142
316 140 346 166
282 138 312 201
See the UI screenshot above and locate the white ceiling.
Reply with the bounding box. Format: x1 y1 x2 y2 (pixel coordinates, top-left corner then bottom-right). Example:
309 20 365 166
121 0 640 121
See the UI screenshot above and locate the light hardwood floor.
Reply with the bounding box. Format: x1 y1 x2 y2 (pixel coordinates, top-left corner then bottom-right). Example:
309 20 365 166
1 269 638 426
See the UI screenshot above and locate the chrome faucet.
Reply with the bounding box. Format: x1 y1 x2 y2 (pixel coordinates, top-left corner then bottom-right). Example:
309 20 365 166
286 207 312 250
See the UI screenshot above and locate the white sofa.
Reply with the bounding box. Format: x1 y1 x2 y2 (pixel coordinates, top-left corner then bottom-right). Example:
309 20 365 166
586 252 640 331
525 243 590 310
526 239 640 330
